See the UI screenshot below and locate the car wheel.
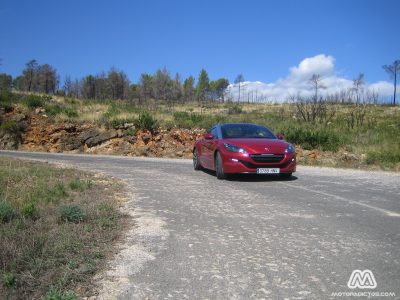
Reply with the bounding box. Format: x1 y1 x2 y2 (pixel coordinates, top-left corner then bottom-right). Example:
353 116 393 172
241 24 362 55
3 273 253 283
281 172 292 179
215 152 227 180
193 148 202 170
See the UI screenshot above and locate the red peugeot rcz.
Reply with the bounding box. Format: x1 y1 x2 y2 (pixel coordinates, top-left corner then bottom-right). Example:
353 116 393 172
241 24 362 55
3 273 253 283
193 123 296 179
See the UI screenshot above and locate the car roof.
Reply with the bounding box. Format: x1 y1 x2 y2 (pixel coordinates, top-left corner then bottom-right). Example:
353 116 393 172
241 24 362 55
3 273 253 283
217 123 264 127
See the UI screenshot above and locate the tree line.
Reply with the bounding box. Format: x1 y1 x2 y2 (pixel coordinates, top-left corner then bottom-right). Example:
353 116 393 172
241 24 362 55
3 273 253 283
0 58 399 105
0 59 230 104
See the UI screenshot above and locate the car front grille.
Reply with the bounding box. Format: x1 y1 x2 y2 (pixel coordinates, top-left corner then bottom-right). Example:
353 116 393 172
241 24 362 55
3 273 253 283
250 154 284 163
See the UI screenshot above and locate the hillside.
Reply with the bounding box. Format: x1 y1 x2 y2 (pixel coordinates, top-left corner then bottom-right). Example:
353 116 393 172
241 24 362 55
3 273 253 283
0 93 399 171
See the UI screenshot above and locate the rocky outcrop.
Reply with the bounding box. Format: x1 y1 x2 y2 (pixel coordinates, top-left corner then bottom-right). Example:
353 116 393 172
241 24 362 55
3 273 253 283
0 107 28 150
1 106 205 158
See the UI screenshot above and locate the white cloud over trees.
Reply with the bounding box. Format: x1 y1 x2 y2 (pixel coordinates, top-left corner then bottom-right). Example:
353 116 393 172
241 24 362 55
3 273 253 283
226 54 396 103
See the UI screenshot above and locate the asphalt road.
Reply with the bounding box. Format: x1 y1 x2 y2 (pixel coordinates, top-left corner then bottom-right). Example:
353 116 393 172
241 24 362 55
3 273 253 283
1 150 399 300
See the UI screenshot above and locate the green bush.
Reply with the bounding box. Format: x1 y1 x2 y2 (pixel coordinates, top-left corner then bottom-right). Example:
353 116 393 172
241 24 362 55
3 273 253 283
43 287 77 300
45 104 63 116
366 150 400 166
102 103 120 120
135 111 158 132
2 272 16 288
58 204 86 223
21 201 38 218
63 108 78 118
284 127 342 151
0 201 16 223
0 120 17 131
25 95 46 108
227 105 243 115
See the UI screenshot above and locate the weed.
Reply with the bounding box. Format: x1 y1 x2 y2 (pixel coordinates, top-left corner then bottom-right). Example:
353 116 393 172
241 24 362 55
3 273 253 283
68 178 84 191
2 272 16 288
284 127 342 151
0 201 16 223
58 204 86 223
0 120 17 131
366 150 400 167
21 201 38 219
42 287 77 300
135 111 158 132
227 104 243 114
25 94 47 108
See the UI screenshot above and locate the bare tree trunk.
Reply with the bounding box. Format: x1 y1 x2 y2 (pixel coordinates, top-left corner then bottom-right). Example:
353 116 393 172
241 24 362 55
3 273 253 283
394 70 397 106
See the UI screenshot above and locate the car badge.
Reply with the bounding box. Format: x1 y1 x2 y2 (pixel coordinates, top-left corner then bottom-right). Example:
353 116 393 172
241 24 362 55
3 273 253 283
264 147 269 152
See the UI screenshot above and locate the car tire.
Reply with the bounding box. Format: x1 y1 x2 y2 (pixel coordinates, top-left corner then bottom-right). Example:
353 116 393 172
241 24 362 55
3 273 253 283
281 172 292 179
193 148 202 170
215 152 227 180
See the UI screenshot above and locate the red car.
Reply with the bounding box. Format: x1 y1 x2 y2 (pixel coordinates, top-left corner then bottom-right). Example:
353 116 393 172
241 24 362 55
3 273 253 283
193 123 296 179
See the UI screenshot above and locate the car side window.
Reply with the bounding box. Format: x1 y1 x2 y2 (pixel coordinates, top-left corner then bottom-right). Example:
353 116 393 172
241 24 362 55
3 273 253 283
211 127 218 139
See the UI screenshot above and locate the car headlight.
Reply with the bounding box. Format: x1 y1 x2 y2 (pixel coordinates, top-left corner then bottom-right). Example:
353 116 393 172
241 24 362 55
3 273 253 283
224 143 247 154
285 144 295 154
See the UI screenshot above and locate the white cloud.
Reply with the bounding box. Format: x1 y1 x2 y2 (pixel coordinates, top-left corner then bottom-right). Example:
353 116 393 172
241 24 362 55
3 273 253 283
226 54 397 103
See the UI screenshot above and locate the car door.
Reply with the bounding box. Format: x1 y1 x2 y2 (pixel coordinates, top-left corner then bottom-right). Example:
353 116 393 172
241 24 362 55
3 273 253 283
202 127 219 169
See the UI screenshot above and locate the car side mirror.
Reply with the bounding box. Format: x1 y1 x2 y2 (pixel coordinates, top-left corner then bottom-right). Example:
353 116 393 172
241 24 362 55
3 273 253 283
204 133 214 140
276 134 284 140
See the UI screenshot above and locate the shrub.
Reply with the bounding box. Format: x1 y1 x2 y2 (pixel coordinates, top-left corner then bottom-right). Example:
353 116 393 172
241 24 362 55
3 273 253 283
21 201 38 218
63 108 78 118
58 204 86 223
284 127 341 151
25 95 46 108
45 104 63 116
366 150 400 166
0 201 16 223
2 272 16 288
0 120 17 132
227 105 243 115
135 111 158 132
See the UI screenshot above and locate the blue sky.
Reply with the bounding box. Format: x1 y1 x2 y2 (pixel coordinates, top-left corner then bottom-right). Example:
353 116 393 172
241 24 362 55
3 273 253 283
0 0 399 87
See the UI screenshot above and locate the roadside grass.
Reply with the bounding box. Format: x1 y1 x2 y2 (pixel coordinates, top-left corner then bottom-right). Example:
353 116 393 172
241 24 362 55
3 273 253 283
5 92 400 170
0 157 128 299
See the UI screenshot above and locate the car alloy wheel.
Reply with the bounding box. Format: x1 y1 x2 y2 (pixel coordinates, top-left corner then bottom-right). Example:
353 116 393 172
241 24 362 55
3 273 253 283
193 149 202 170
215 152 227 179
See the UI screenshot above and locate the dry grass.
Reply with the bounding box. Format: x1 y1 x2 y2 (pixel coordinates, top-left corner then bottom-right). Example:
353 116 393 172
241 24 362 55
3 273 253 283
0 157 129 299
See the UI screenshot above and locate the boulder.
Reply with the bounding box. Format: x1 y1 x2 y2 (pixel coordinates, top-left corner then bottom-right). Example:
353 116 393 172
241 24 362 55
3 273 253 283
142 133 152 144
79 128 100 143
86 130 118 148
126 136 137 144
64 123 77 133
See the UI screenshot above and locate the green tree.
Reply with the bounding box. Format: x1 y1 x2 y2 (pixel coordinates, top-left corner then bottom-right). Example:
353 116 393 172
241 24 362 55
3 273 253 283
196 69 210 104
153 67 172 101
210 78 229 102
0 73 12 92
36 64 59 94
107 67 129 100
82 75 96 99
183 76 195 102
138 73 153 103
22 59 38 92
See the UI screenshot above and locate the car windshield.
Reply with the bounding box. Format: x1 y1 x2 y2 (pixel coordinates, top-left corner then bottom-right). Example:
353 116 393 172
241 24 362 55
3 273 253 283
221 124 276 139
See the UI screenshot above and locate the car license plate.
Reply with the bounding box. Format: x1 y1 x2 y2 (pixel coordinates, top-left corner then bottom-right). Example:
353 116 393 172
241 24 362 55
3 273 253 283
257 168 280 174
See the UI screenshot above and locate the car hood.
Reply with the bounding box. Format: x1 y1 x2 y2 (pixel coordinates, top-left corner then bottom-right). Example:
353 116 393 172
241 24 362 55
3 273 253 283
223 138 289 154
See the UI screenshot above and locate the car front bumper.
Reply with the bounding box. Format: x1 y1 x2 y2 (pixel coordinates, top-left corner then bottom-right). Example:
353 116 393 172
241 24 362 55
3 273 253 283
221 152 296 174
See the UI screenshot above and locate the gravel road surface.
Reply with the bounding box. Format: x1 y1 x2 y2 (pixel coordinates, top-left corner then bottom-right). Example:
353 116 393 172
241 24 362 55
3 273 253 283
1 150 399 300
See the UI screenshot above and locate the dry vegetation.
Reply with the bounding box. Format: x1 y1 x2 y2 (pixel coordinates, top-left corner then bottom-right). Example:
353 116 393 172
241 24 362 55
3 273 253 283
0 157 129 299
1 92 400 170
